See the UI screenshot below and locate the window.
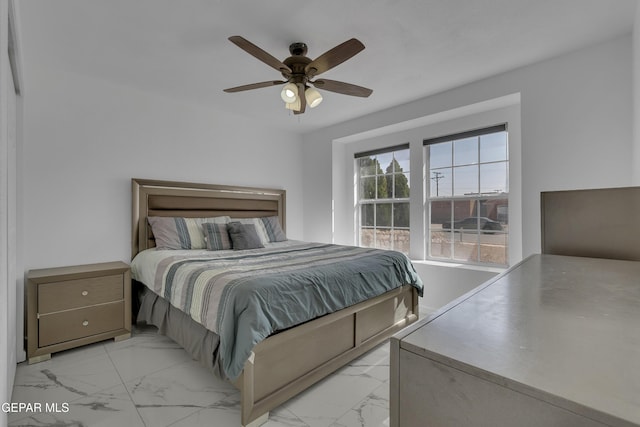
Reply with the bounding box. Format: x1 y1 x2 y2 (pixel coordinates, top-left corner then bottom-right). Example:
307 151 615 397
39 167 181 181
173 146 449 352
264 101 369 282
356 144 410 254
425 125 509 266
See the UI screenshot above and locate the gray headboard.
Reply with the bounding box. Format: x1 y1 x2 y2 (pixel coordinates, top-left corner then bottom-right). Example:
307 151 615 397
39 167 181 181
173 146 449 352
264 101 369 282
541 186 640 261
131 179 286 258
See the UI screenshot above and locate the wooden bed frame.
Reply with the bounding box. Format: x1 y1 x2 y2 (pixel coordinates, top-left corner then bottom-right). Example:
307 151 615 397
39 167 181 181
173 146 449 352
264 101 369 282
131 178 420 427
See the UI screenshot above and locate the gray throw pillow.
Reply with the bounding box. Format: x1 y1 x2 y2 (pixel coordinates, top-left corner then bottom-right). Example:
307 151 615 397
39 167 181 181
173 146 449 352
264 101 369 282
227 222 264 250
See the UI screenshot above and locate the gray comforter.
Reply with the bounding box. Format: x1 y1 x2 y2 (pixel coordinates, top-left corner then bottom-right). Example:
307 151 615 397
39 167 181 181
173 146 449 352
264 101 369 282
132 241 423 381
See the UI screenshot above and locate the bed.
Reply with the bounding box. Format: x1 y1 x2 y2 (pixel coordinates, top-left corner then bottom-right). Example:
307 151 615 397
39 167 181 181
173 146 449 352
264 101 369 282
130 178 422 426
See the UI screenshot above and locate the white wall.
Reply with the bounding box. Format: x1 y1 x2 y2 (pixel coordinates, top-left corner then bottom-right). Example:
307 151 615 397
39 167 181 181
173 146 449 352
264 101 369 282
22 68 304 271
414 262 499 314
303 34 634 310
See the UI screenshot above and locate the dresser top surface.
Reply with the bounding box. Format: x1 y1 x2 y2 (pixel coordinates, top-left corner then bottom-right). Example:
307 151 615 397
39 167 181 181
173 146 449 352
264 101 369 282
28 261 129 282
401 254 640 426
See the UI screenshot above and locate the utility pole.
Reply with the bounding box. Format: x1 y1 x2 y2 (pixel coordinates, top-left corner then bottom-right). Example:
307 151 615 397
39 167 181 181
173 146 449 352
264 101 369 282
431 171 444 196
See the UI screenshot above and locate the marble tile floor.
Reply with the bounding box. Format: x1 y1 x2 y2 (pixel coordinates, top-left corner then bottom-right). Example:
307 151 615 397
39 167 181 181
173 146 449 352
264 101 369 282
9 303 432 427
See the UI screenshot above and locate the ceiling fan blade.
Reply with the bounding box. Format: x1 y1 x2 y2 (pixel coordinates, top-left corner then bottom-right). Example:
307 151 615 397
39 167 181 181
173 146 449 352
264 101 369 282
223 80 286 93
305 38 365 78
312 79 373 97
228 36 292 76
294 83 306 114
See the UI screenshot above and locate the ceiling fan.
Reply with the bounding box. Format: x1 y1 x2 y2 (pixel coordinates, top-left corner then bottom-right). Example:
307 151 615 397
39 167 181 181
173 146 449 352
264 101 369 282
223 36 373 114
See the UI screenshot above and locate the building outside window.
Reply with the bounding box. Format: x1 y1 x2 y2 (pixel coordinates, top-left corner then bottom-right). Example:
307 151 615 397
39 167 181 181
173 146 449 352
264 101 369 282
356 144 410 254
425 125 509 266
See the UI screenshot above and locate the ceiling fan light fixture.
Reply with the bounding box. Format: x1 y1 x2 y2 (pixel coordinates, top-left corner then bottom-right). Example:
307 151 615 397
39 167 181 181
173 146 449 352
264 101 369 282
305 87 323 108
280 83 298 103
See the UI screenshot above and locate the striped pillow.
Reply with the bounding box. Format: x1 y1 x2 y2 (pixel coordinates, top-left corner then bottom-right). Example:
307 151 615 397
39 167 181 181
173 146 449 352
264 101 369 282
260 216 287 242
147 216 229 250
203 222 232 251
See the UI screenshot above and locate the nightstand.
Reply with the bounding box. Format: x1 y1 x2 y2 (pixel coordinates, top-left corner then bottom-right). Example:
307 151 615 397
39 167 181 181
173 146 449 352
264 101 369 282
26 261 131 364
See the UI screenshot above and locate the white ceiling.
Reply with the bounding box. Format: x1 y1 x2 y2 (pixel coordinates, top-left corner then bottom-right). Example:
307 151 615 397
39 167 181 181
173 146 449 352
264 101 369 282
17 0 638 133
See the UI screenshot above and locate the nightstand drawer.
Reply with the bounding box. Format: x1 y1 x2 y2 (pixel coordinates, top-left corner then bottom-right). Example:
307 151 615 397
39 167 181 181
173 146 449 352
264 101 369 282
39 301 125 347
38 274 123 314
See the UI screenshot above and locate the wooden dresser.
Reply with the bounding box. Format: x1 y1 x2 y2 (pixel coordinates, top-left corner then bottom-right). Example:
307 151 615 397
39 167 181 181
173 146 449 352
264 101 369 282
390 254 640 427
27 261 131 363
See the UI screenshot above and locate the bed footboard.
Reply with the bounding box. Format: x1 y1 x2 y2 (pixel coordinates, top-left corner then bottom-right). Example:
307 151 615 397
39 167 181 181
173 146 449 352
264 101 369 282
235 285 419 426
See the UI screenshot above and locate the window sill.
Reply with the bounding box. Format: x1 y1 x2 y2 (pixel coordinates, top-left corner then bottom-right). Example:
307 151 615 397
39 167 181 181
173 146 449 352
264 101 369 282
411 259 506 274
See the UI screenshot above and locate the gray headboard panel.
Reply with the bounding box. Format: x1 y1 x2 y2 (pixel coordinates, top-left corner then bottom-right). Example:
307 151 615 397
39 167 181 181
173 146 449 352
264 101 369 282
132 179 286 258
541 186 640 261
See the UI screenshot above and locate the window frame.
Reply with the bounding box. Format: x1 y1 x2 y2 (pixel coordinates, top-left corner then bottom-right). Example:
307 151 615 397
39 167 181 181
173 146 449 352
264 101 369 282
424 124 509 267
355 143 411 254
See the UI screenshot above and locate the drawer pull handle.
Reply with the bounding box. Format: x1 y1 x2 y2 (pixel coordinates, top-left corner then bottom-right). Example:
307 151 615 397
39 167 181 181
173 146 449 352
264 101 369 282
82 320 89 327
81 290 89 296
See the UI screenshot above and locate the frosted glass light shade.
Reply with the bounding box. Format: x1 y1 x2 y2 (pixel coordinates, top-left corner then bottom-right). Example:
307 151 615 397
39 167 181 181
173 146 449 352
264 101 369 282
305 87 323 108
285 98 301 111
280 83 298 103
